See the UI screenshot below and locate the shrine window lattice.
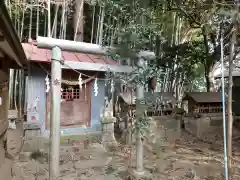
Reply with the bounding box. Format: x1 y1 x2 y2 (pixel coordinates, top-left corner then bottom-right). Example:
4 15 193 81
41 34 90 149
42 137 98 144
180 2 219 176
61 87 80 100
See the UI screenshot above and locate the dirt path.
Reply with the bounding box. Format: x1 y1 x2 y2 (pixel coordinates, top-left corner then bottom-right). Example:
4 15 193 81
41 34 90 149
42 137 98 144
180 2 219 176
12 129 240 180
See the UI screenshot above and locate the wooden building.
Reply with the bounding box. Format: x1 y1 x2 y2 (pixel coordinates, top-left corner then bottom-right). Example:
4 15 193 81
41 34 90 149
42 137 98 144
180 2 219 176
182 92 223 116
214 65 240 116
22 41 132 136
116 87 177 118
0 2 27 178
232 77 240 116
0 2 28 135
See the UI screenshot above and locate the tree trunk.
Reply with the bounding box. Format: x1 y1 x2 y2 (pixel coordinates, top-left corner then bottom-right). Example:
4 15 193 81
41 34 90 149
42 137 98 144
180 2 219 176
204 63 215 92
202 26 214 92
227 4 237 172
47 0 51 37
227 34 234 173
227 1 239 173
36 0 39 38
98 4 105 46
52 4 59 38
74 0 84 41
90 5 96 43
205 71 211 92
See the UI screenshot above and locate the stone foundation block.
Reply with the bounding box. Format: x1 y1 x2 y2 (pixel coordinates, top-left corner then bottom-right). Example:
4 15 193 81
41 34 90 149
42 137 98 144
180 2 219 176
0 133 6 169
6 129 23 159
185 117 216 138
0 158 13 180
128 168 152 180
23 122 41 139
22 136 49 153
101 118 117 147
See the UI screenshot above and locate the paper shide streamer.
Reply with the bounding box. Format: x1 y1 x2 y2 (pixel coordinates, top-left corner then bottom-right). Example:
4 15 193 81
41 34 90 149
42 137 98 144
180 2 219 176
78 73 83 90
45 75 50 93
94 78 98 96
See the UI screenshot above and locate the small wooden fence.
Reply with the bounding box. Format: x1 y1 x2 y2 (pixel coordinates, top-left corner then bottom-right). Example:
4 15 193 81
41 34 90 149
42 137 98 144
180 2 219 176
196 106 223 114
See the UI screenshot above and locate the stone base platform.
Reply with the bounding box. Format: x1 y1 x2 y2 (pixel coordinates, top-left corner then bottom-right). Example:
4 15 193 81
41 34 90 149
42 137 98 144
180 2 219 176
128 168 152 180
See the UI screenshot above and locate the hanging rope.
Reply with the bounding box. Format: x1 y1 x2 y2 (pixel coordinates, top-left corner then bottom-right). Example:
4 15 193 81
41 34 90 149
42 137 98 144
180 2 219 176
38 63 98 83
34 54 112 81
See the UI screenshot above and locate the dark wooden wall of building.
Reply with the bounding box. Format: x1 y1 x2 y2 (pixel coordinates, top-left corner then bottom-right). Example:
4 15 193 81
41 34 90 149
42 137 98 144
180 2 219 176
232 77 240 116
232 86 240 116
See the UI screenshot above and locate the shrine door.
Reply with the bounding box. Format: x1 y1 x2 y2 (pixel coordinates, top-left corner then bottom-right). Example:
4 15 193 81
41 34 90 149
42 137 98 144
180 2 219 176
46 83 92 129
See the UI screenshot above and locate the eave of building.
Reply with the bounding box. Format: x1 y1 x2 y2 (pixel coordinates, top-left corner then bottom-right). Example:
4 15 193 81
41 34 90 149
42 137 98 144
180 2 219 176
0 2 27 68
62 61 133 73
22 42 134 73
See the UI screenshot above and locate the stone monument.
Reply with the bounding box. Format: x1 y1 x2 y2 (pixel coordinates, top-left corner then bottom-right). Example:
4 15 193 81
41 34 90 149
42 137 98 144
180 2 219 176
101 98 117 147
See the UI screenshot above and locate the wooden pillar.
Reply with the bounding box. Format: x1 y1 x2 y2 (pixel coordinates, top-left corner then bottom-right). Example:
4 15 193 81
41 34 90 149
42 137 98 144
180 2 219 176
49 46 62 180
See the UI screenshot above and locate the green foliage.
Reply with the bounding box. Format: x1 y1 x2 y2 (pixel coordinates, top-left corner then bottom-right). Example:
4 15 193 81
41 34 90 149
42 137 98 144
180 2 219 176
104 0 212 93
133 114 150 139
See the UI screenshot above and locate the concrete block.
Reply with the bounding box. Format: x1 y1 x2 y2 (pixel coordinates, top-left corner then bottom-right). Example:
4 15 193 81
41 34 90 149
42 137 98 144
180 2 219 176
22 137 49 153
165 129 181 142
197 117 210 138
24 129 41 138
209 118 222 126
6 129 23 159
19 152 32 162
0 158 13 180
164 119 181 129
23 122 41 130
0 135 6 169
8 110 18 119
156 118 181 130
101 120 117 147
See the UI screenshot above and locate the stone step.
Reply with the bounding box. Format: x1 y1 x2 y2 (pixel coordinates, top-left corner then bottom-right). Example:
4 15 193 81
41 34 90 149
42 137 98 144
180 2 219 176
19 151 48 163
22 137 49 153
19 152 32 162
74 156 112 169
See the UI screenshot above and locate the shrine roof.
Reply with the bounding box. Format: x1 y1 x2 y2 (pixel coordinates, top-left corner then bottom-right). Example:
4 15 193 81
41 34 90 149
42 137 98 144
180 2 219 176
21 42 133 72
22 42 117 65
182 92 222 103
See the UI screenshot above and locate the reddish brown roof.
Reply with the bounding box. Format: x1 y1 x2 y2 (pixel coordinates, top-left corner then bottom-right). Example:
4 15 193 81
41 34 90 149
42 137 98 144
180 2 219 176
182 92 222 103
22 43 118 65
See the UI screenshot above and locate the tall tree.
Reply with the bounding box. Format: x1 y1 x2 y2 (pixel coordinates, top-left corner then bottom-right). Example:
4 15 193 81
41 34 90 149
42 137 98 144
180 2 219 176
227 0 239 173
74 0 84 41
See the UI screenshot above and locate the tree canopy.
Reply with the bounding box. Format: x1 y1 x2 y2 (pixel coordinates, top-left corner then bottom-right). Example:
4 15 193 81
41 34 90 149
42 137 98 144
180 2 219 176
5 0 240 95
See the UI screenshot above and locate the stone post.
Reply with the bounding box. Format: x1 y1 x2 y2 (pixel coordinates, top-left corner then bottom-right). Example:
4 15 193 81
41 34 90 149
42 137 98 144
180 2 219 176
101 77 118 148
135 84 145 174
101 115 117 148
49 46 62 180
132 57 147 176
